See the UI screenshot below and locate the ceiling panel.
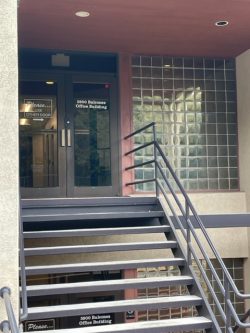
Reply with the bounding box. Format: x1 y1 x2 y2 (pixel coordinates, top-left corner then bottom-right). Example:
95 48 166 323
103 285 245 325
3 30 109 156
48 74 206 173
18 0 250 57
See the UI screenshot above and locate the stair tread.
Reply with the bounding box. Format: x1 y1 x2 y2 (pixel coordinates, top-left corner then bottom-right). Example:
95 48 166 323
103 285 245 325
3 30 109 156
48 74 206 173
33 317 212 333
21 196 159 208
25 257 185 275
24 241 177 255
25 276 193 296
27 295 203 319
22 211 164 222
24 226 170 238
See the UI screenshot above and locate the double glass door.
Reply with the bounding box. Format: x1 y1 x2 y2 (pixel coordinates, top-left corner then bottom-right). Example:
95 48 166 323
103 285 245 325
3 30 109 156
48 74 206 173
19 72 118 198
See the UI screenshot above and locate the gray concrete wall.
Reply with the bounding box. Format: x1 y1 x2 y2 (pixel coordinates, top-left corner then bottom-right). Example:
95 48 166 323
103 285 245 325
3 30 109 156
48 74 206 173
0 0 19 320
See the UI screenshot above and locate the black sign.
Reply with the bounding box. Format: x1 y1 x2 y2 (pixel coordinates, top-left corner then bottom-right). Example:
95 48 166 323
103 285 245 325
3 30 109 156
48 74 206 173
25 319 55 332
126 310 136 320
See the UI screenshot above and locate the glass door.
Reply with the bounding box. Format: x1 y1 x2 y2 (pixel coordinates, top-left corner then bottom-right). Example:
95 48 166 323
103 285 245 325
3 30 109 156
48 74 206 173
19 72 67 198
65 74 119 197
19 72 119 198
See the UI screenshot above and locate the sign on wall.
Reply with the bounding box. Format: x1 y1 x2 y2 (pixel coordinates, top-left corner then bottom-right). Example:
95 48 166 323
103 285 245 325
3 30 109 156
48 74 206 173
75 99 109 111
23 99 53 118
78 314 114 327
25 319 55 331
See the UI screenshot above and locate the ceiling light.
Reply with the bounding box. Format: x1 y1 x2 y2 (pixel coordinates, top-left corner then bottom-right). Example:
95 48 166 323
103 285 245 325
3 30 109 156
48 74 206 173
164 64 171 68
215 20 229 27
46 81 55 85
75 11 90 18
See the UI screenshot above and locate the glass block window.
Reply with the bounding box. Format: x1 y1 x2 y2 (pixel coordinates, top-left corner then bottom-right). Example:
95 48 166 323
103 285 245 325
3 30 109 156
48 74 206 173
132 56 239 191
137 258 244 333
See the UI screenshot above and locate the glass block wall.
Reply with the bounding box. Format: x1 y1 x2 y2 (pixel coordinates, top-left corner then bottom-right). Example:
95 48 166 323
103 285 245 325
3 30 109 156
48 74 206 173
137 259 244 332
132 56 239 191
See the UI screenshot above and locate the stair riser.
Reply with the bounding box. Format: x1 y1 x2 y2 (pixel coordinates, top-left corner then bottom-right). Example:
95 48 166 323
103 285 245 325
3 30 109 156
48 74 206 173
38 319 212 333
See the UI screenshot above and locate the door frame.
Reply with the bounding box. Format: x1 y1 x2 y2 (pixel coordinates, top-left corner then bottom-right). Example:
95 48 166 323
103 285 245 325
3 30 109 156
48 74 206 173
65 72 119 197
20 71 67 198
19 70 120 198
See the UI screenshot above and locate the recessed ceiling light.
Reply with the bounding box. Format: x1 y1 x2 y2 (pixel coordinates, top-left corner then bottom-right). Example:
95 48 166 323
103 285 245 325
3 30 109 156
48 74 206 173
75 11 90 18
215 20 229 27
46 81 55 85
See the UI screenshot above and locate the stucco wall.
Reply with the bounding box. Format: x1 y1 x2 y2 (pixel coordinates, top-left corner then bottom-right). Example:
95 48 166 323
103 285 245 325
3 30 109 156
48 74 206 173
236 49 250 315
0 0 19 320
237 49 250 212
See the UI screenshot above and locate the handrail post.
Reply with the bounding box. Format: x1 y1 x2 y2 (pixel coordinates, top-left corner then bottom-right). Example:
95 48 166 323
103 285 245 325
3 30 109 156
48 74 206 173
185 200 191 266
19 203 28 321
0 288 19 333
0 320 10 333
225 276 232 333
153 123 159 197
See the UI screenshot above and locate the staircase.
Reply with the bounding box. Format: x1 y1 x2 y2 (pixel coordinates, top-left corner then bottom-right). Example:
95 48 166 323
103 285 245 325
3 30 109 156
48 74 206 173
20 197 218 333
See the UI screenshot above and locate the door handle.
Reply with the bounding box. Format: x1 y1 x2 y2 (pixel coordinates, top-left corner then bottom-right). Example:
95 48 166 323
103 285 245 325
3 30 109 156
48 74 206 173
61 129 66 147
67 129 71 147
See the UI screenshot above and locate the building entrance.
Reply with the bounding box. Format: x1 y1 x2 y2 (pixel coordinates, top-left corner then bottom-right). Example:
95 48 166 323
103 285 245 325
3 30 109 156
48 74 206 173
19 71 119 198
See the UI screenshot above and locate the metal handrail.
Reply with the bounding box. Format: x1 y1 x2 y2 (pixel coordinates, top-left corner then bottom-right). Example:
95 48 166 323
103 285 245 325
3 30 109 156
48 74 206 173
0 287 19 333
124 122 250 331
233 308 250 332
19 203 28 321
124 122 156 140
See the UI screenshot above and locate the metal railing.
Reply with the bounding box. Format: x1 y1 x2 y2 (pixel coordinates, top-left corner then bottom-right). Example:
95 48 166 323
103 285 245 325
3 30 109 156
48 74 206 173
125 122 250 332
19 203 28 321
233 309 250 332
0 288 19 333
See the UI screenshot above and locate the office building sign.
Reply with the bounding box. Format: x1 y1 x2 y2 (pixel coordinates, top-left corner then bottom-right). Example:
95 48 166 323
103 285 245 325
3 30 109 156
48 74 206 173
75 99 109 111
78 314 114 327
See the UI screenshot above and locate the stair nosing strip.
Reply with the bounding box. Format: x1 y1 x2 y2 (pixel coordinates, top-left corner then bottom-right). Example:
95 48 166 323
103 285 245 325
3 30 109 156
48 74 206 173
23 226 171 238
24 241 177 256
24 258 186 275
25 276 193 296
27 295 203 319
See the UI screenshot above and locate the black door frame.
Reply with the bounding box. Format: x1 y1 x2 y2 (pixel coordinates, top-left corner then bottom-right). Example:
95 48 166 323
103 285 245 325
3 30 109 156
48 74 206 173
65 72 119 197
20 70 120 198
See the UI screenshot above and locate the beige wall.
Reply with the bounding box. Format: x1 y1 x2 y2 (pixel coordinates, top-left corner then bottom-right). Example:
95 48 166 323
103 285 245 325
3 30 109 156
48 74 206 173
237 49 250 211
0 0 19 321
159 192 248 258
236 49 250 315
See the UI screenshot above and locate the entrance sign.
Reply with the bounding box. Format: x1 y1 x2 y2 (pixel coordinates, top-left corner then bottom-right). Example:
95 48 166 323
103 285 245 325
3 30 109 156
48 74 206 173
25 319 55 331
75 99 108 111
23 98 53 118
78 314 113 327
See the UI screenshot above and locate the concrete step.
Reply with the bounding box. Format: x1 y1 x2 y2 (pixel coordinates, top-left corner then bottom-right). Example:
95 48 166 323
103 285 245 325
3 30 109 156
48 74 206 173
24 257 185 275
24 241 177 256
33 317 212 333
27 295 203 320
23 225 170 238
26 275 193 296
